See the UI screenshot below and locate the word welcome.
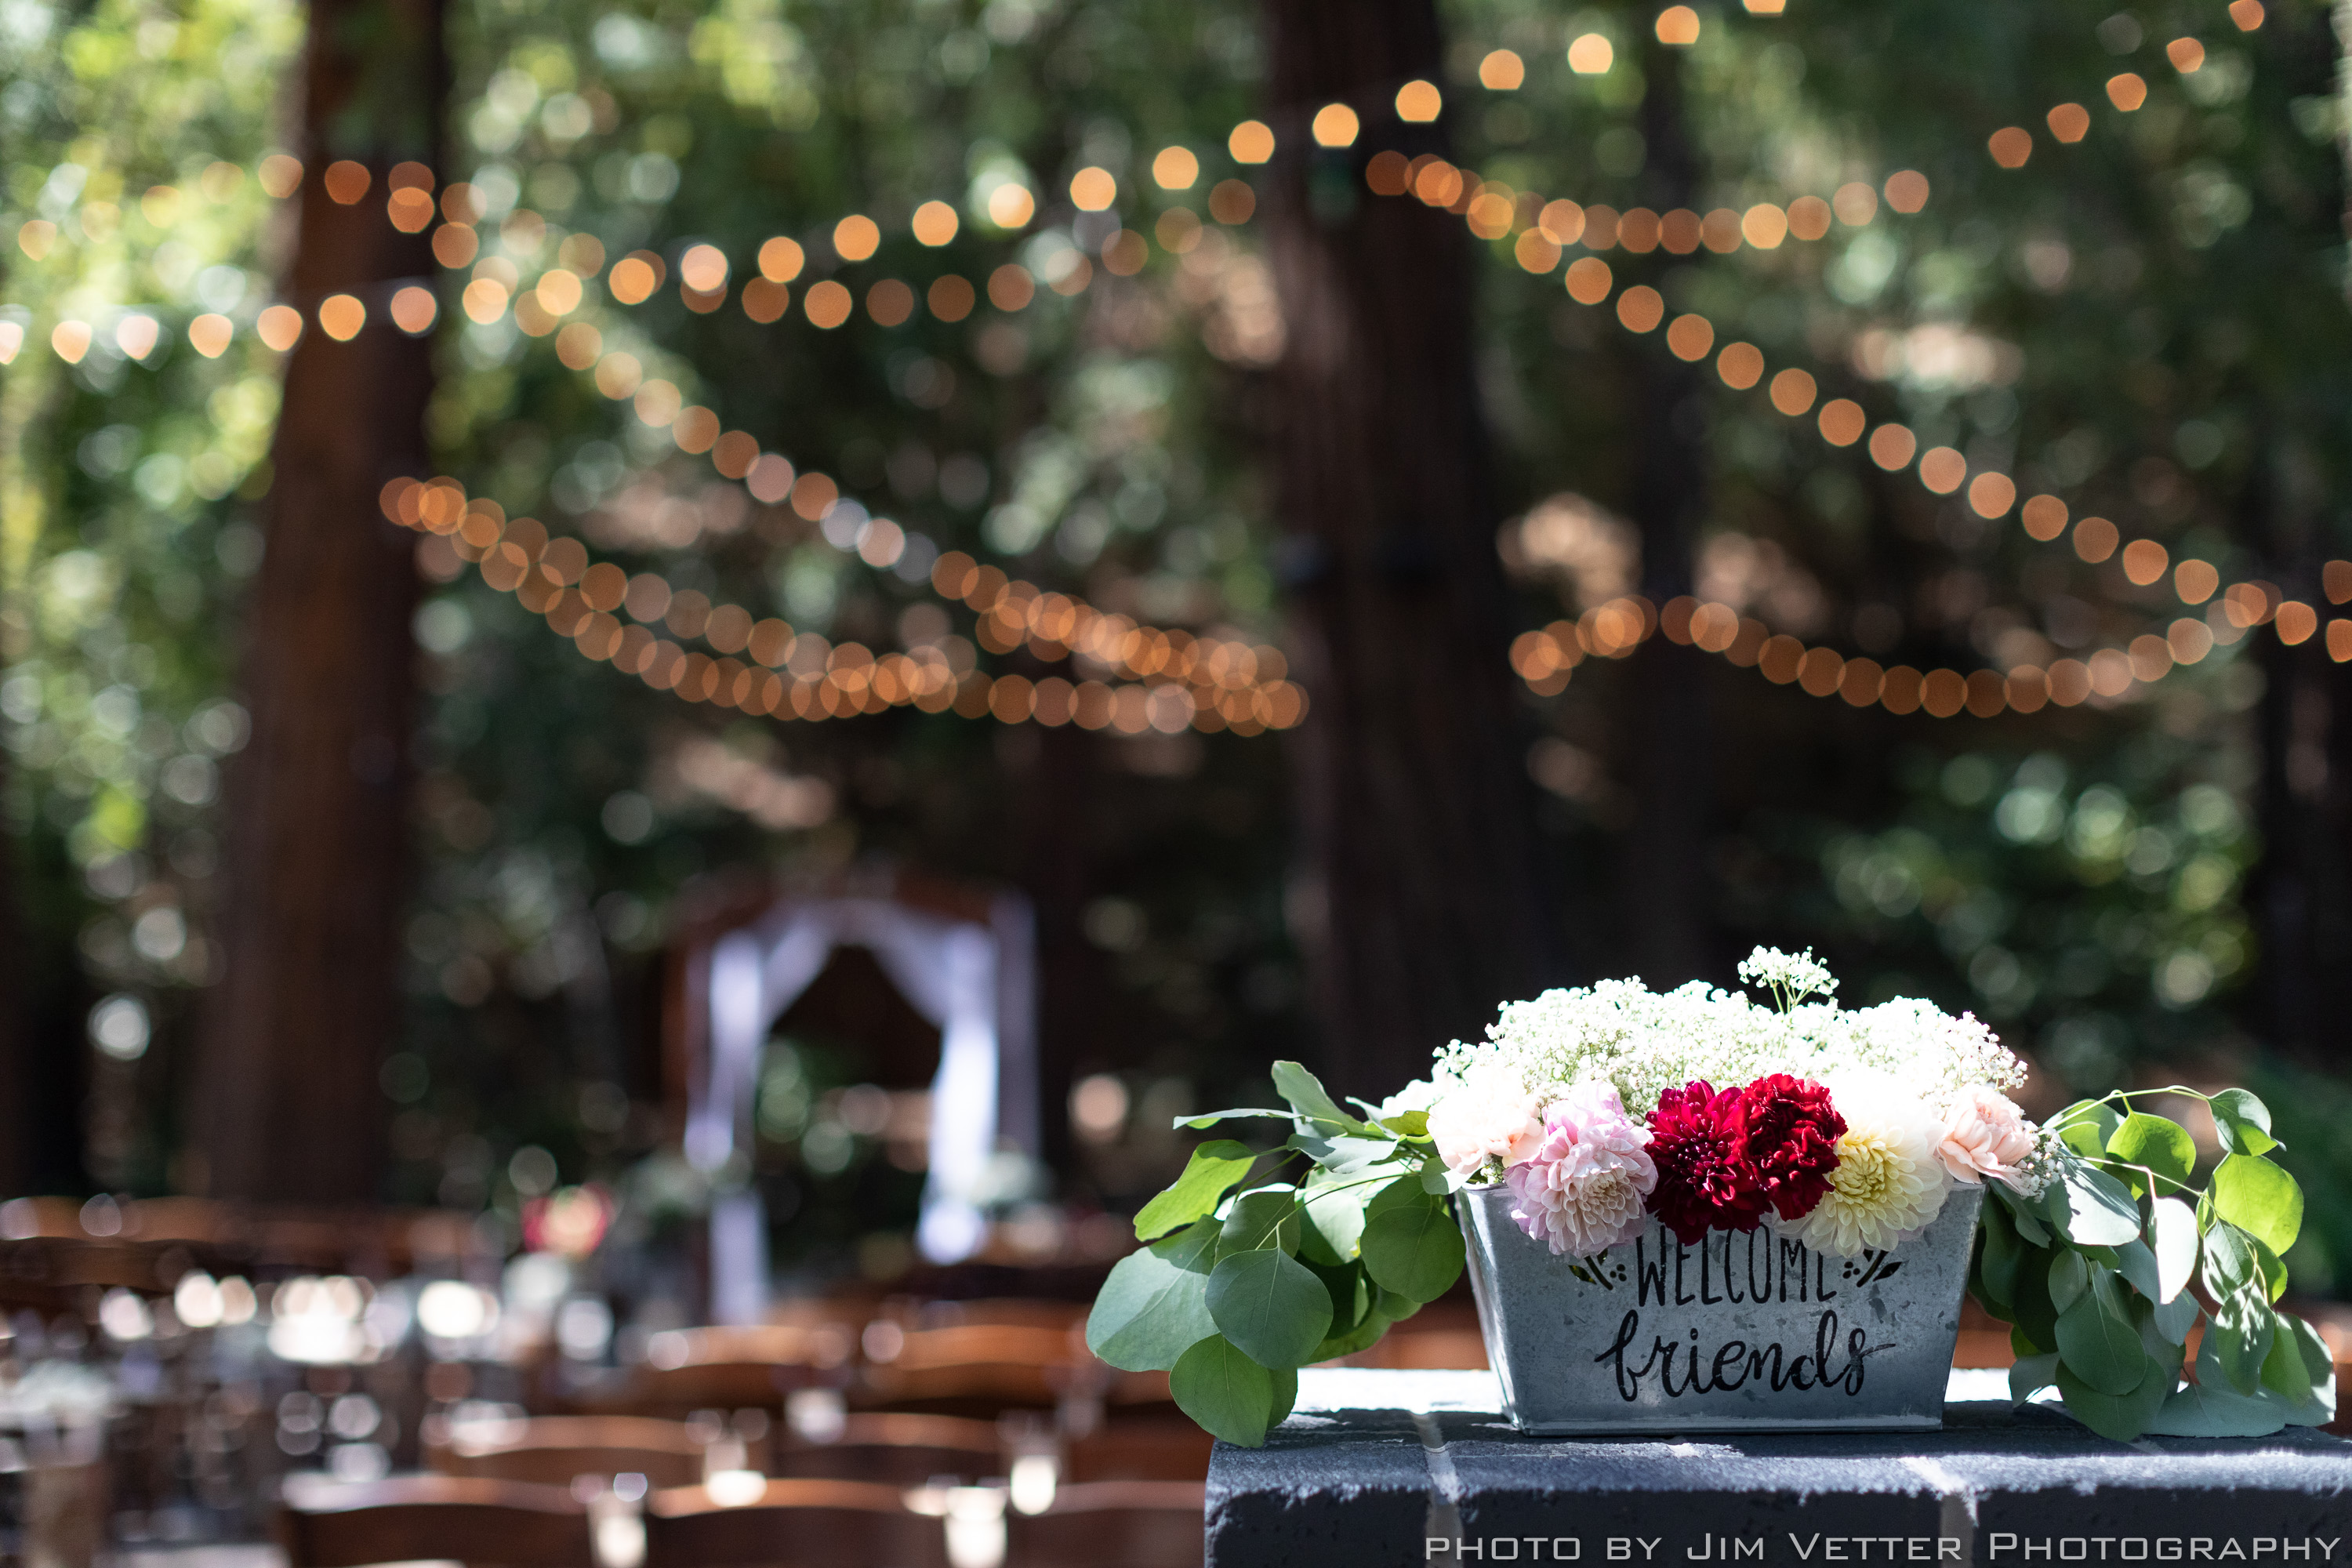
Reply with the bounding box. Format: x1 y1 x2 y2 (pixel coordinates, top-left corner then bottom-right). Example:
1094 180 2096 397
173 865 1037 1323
1593 1306 1877 1402
1631 1230 1855 1307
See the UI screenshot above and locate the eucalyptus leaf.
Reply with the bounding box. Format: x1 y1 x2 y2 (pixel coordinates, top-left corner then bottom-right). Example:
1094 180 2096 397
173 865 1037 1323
1381 1110 1429 1138
2055 1357 2169 1442
1309 1308 1395 1363
2105 1238 2161 1306
2047 1250 2089 1314
1271 1061 1362 1131
2278 1318 2339 1428
1368 1174 1432 1215
2045 1156 2143 1247
2010 1251 2060 1352
1176 1108 1293 1130
1361 1200 1467 1302
2201 1222 2256 1299
1297 1189 1360 1266
2210 1153 2303 1258
1975 1203 2022 1316
2151 1290 2199 1347
1134 1141 1260 1241
2207 1088 2279 1157
2209 1290 2274 1396
1220 1189 1301 1258
1293 1132 1408 1173
2142 1380 2288 1438
2108 1112 2195 1193
1993 1183 2052 1246
2054 1270 2146 1396
1086 1221 1222 1372
1268 1365 1300 1430
2054 1101 2122 1160
1170 1336 1273 1446
2009 1351 2060 1403
1207 1248 1334 1369
2259 1308 2314 1401
1303 1256 1369 1338
2252 1235 2289 1303
2148 1196 2198 1304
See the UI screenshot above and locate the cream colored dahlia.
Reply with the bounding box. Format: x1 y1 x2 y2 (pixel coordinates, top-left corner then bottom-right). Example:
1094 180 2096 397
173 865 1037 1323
1786 1073 1951 1257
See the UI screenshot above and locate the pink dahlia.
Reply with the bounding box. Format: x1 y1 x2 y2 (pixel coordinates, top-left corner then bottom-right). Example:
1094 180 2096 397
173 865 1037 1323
1936 1085 2037 1189
1506 1080 1658 1256
1645 1080 1769 1244
1741 1074 1846 1222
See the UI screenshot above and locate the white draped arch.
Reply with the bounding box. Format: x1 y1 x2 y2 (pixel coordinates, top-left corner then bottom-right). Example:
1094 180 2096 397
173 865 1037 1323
682 891 1036 1325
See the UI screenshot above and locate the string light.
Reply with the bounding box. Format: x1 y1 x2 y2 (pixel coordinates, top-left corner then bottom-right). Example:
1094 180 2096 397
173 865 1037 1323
377 477 1306 735
15 66 2319 744
1513 574 2348 720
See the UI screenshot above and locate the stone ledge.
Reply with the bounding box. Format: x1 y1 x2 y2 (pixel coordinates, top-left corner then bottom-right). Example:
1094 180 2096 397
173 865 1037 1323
1205 1370 2352 1568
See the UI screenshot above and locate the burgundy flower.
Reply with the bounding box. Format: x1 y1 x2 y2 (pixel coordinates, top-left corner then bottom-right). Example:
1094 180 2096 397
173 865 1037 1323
1740 1073 1846 1222
1644 1080 1769 1243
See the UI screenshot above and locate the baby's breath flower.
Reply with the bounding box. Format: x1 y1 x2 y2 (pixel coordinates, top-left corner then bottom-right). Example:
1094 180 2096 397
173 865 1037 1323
1739 946 1839 1011
1436 952 2034 1134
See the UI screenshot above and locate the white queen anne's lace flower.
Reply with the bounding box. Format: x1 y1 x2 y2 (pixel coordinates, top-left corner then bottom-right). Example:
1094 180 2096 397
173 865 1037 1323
1786 1073 1952 1256
1505 1080 1657 1256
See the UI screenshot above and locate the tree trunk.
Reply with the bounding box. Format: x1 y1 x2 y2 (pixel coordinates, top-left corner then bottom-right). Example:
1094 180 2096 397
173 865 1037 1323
1621 33 1716 989
190 0 442 1203
1262 0 1557 1097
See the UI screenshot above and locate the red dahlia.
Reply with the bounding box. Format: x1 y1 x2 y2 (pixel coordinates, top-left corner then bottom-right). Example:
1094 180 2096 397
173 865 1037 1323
1740 1073 1846 1222
1644 1080 1769 1244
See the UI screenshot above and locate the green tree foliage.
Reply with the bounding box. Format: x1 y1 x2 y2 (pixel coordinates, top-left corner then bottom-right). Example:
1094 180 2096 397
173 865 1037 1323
6 0 2352 1294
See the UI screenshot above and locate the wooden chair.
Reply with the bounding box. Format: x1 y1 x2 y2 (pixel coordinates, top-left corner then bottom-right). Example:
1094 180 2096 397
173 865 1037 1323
619 1324 854 1415
771 1412 1002 1486
426 1414 706 1490
644 1477 949 1568
1005 1480 1205 1568
278 1473 593 1567
858 1323 1093 1416
1062 1419 1214 1484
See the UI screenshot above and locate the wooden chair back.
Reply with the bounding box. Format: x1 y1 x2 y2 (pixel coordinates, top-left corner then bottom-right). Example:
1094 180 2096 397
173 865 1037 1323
644 1477 949 1568
623 1323 854 1414
1062 1419 1214 1483
427 1414 705 1490
278 1473 593 1568
1005 1480 1205 1568
859 1323 1090 1413
771 1412 1002 1486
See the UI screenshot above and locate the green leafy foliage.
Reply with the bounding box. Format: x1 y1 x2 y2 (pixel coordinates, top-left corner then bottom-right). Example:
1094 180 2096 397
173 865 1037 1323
1094 1058 1459 1446
1169 1336 1276 1447
1966 1088 2333 1442
1132 1141 1258 1242
1362 1203 1468 1303
1086 1223 1218 1371
2211 1152 2303 1256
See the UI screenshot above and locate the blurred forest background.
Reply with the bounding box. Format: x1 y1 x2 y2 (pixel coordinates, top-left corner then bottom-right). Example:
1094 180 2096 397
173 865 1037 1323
5 0 2352 1301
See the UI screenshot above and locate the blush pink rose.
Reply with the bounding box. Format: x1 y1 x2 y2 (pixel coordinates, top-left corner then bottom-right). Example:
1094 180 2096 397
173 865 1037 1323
1506 1080 1658 1256
1936 1086 2037 1189
1427 1062 1545 1181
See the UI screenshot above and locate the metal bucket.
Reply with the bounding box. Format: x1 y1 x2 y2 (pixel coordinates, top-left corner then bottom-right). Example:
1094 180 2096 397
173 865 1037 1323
1457 1182 1984 1433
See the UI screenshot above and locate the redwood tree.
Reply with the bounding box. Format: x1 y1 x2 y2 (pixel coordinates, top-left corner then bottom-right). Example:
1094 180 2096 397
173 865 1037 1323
1262 0 1559 1095
191 0 443 1203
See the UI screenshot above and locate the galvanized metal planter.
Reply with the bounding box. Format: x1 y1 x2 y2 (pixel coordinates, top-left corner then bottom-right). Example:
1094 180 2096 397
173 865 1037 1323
1458 1182 1984 1433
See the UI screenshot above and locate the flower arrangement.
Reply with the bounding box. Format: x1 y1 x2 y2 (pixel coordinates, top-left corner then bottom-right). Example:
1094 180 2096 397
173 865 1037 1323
1086 949 2331 1446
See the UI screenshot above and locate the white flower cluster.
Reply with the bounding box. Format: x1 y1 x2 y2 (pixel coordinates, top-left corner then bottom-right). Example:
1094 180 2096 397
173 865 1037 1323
1422 949 2049 1256
1435 960 2026 1123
